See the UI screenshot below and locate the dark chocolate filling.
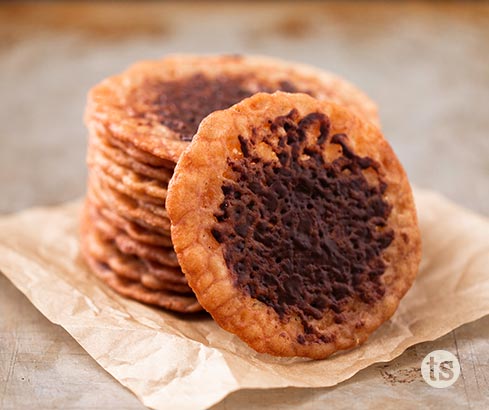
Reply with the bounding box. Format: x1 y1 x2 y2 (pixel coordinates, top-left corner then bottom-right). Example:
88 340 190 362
128 73 301 141
212 109 394 341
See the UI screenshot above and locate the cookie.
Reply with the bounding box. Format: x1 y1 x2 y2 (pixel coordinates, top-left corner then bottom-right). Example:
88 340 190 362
83 252 201 312
85 199 179 267
90 167 164 206
84 203 189 282
103 130 176 169
86 199 121 242
89 132 174 183
92 201 173 247
86 223 189 293
87 144 168 204
113 233 180 268
85 54 380 163
87 171 171 233
167 92 421 358
88 118 176 168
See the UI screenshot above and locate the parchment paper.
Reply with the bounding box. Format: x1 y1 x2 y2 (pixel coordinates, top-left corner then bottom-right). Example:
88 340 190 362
0 188 488 410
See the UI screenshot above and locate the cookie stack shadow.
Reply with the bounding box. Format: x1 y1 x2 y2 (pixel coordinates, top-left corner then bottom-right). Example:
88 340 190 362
81 126 202 313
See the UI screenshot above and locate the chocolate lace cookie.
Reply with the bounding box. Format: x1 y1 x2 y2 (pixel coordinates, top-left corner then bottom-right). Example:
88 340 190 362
167 92 421 358
85 54 380 163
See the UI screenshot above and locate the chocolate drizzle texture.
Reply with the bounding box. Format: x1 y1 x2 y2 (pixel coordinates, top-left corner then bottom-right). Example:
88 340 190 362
128 73 301 141
211 109 394 342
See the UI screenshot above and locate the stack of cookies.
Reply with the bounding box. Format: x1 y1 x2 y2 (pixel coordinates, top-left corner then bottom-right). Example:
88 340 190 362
81 54 381 314
82 128 202 312
81 53 421 360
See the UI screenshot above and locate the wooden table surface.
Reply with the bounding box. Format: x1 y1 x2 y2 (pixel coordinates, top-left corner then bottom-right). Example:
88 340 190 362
1 2 488 409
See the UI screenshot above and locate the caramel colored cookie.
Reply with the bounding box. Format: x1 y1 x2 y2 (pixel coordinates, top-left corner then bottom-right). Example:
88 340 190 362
167 92 421 358
91 201 173 247
114 233 180 268
104 131 176 169
86 54 380 163
84 199 179 267
84 204 189 287
86 200 173 249
90 167 164 206
87 142 168 203
83 252 200 312
86 223 190 293
136 200 170 219
89 131 174 183
87 171 171 233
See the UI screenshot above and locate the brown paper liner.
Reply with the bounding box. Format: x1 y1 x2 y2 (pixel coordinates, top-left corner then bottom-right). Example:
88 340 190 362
0 188 488 410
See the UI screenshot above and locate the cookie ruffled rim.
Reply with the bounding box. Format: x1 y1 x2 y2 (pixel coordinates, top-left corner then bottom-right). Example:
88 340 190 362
85 54 380 163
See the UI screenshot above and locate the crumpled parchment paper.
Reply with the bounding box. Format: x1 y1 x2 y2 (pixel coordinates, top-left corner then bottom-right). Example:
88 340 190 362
0 188 488 410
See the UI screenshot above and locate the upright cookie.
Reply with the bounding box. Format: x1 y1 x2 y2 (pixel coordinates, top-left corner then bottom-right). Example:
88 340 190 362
167 92 421 358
